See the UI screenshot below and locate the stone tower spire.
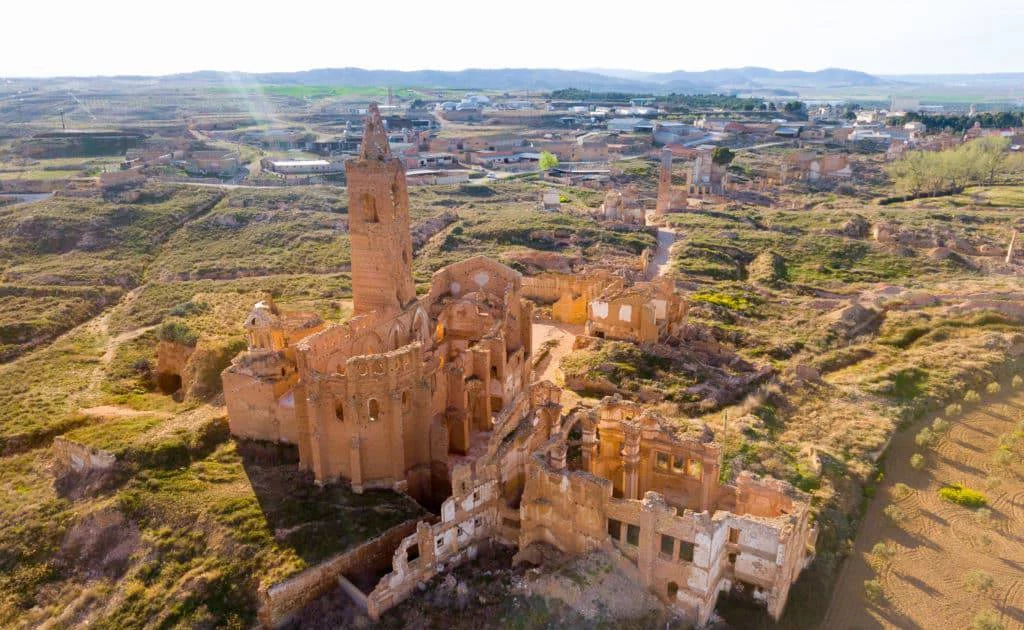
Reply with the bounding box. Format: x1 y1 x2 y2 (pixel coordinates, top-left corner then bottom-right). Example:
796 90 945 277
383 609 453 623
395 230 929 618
360 102 391 160
345 103 416 317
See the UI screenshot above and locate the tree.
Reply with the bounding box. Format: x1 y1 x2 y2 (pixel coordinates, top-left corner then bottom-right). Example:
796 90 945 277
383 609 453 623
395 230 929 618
538 151 559 171
967 136 1012 185
711 146 735 166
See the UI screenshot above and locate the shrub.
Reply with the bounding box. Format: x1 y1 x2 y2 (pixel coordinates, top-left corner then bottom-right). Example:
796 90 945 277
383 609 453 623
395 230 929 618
992 447 1014 468
870 542 897 564
892 482 912 499
986 382 1001 395
1012 375 1023 389
158 321 199 347
863 579 884 603
974 507 993 524
915 427 937 448
883 504 907 523
931 418 949 433
964 390 981 404
910 453 926 470
972 609 1004 630
938 483 987 508
946 403 963 417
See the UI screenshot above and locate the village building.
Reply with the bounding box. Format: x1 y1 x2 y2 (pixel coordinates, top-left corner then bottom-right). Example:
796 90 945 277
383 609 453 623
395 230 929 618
260 158 345 176
183 149 241 177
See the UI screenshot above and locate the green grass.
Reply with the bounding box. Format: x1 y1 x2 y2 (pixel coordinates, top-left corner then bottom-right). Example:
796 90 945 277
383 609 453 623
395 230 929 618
0 328 103 454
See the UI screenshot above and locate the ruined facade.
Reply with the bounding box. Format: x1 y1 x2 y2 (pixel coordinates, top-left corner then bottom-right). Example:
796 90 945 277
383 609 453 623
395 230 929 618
690 148 729 196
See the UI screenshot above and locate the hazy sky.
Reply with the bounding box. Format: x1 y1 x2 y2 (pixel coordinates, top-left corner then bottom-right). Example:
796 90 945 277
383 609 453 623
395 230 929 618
3 0 1022 77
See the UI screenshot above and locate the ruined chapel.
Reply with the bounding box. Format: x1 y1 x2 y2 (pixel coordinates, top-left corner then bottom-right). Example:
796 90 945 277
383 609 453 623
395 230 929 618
222 104 817 627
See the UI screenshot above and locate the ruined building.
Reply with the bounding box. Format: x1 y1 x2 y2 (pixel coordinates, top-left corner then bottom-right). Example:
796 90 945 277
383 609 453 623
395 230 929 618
223 104 533 505
600 187 646 225
522 271 687 345
224 105 815 628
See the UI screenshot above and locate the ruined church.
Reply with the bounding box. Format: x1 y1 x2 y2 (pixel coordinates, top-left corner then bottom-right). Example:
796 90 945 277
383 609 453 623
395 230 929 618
223 104 817 627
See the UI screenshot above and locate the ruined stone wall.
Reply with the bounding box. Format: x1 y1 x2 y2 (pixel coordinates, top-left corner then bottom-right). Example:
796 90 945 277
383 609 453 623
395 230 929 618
522 271 622 325
257 519 420 628
222 369 298 443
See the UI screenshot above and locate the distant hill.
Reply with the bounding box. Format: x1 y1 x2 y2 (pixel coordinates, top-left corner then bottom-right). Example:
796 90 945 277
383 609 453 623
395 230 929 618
154 66 886 94
160 67 668 92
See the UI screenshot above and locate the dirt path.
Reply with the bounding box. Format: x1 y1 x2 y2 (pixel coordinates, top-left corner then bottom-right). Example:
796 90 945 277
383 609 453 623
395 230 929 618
646 222 677 280
822 391 1024 629
531 321 583 407
78 406 172 420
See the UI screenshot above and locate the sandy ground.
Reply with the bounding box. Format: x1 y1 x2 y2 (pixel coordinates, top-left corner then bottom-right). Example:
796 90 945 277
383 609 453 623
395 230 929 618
823 391 1024 629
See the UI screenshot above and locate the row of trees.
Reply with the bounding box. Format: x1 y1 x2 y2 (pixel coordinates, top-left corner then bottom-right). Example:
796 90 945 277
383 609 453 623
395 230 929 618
888 136 1022 197
895 111 1024 133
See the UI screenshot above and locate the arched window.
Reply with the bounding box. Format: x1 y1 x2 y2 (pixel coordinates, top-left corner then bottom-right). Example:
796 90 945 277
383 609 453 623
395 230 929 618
402 390 411 412
368 398 380 422
335 401 345 422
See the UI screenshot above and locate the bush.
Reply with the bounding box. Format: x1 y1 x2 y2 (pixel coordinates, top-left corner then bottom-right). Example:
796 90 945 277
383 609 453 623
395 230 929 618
938 483 987 508
974 507 993 524
1012 375 1023 389
883 504 907 523
931 417 950 433
910 453 926 470
972 609 1004 630
964 390 981 404
915 427 937 448
946 403 963 417
986 382 1001 395
892 482 912 499
864 579 884 603
870 542 897 563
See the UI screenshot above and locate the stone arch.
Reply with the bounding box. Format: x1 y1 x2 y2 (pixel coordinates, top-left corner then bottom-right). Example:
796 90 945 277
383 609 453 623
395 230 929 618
412 308 431 345
368 398 381 422
387 322 406 351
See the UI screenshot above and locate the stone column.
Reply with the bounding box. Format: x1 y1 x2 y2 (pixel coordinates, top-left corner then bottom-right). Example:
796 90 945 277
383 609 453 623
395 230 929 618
349 435 363 492
550 442 567 471
622 422 641 500
581 426 597 474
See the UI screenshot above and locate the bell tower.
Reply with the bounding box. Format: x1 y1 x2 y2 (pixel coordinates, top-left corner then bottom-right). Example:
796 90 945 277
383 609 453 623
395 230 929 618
345 103 416 317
